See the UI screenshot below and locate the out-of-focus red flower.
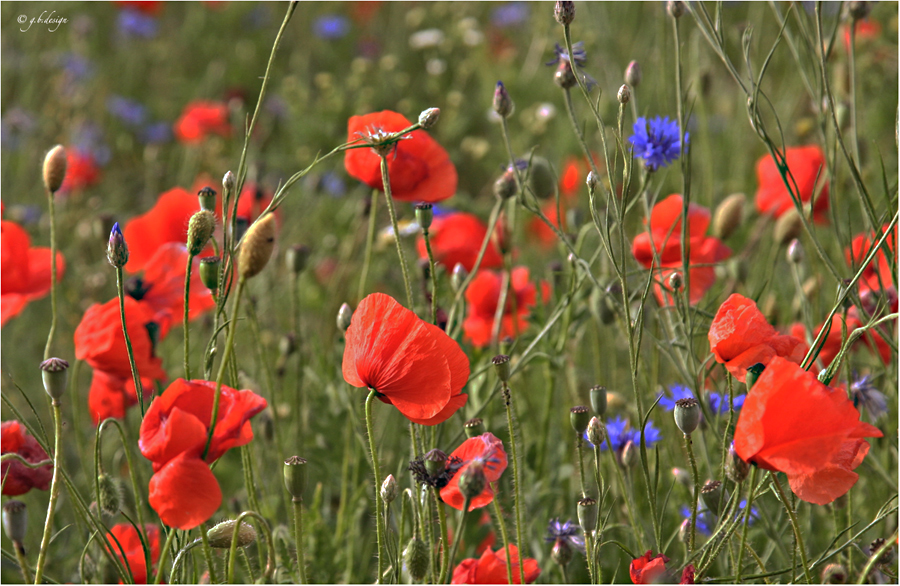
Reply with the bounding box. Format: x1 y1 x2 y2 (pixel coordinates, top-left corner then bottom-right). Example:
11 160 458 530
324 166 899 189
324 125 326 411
174 101 231 144
114 0 164 14
445 511 497 556
416 212 503 273
708 293 806 383
680 565 696 584
755 145 829 222
843 19 882 52
1 421 53 496
463 267 549 348
734 356 882 505
138 243 216 322
87 370 158 425
793 314 892 368
1 217 65 327
528 199 567 248
351 1 382 24
123 187 206 272
451 544 541 584
138 379 266 529
631 194 731 305
342 293 470 425
344 110 458 203
108 523 160 584
440 432 508 511
630 551 670 584
59 149 102 193
846 223 897 293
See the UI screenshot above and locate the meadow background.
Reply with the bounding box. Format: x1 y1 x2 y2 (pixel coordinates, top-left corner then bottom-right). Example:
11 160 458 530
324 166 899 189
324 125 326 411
1 1 898 583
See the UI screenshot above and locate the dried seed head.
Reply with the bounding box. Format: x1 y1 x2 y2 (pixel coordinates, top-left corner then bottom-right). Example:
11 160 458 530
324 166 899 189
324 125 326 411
554 1 575 25
187 210 217 256
624 60 642 88
43 145 68 193
40 357 69 401
712 193 746 240
238 214 277 280
207 519 257 549
423 449 448 477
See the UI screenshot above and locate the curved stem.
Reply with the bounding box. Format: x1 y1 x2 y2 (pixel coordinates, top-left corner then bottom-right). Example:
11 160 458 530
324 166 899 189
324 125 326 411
199 527 219 585
226 511 275 584
33 401 63 584
43 189 58 360
445 498 471 583
770 472 812 584
365 390 386 583
502 382 526 583
379 156 415 309
183 253 195 379
358 189 379 302
116 267 145 416
292 499 308 584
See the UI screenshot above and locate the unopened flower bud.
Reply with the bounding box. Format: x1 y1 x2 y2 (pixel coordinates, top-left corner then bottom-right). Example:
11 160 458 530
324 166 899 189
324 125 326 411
199 256 220 291
674 398 700 435
678 519 691 543
745 363 765 391
667 0 685 18
577 497 598 532
672 467 691 488
587 416 603 447
624 61 642 88
617 84 631 104
97 473 122 517
620 440 637 468
821 563 848 584
774 207 804 245
207 519 257 549
848 1 872 21
464 418 485 438
586 170 599 193
554 61 576 89
554 0 575 25
187 210 217 256
286 244 310 275
589 385 607 416
107 222 129 268
459 461 487 500
283 456 308 502
424 449 448 477
40 357 69 401
238 214 277 280
418 107 440 129
712 193 746 240
787 239 804 264
197 186 217 212
337 303 353 332
404 536 430 581
552 538 574 566
700 480 725 516
415 204 434 231
570 406 590 434
725 442 750 483
381 474 399 504
43 145 68 194
668 271 683 292
222 170 235 197
528 157 555 200
2 500 27 544
451 263 468 292
494 169 518 200
493 81 514 118
492 355 511 383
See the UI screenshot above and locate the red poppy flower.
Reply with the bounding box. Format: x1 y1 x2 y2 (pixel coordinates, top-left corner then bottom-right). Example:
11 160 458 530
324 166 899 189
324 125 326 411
680 565 696 584
440 432 508 511
1 420 53 496
1 218 65 327
843 19 882 52
87 370 158 425
463 267 549 348
138 379 267 529
630 551 670 584
451 544 541 584
846 223 897 293
793 314 892 367
416 212 503 272
114 0 164 15
59 149 102 194
708 293 806 383
122 187 205 272
344 110 458 203
342 293 470 424
632 194 731 305
734 356 882 505
108 523 160 584
528 199 568 248
139 243 216 322
174 101 231 144
755 145 829 222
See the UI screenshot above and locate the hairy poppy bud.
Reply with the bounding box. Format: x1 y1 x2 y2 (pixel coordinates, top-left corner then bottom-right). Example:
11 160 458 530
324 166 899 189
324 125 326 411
424 449 448 477
624 60 642 88
415 203 434 231
2 500 27 544
587 416 603 447
527 158 554 200
40 357 69 401
187 210 217 256
197 186 217 213
107 222 129 268
589 385 607 416
464 418 485 438
381 474 399 505
712 193 746 240
43 145 68 194
700 480 725 516
418 107 440 129
404 536 429 581
725 442 750 483
617 84 631 105
554 0 575 25
774 207 804 245
337 303 353 332
283 456 308 502
97 473 122 517
286 244 310 275
577 497 598 532
570 405 590 434
238 214 277 280
199 256 220 292
674 398 700 435
207 519 257 549
493 81 514 118
492 355 511 383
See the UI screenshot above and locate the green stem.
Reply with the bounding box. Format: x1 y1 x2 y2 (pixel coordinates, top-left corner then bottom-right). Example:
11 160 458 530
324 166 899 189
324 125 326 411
154 528 178 584
365 390 386 583
15 542 32 583
685 432 700 556
735 466 759 582
422 228 439 324
576 437 588 498
583 531 595 584
116 267 145 416
562 87 599 176
199 523 220 585
848 21 861 167
33 401 63 584
358 189 379 302
183 253 195 379
96 418 147 532
435 489 450 584
490 483 514 585
445 498 471 584
770 472 812 584
292 499 308 583
43 189 58 360
379 156 415 309
502 382 526 583
240 444 262 517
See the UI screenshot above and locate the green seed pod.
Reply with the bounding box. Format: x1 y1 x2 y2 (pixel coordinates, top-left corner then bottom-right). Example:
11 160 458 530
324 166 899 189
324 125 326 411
337 303 353 332
283 456 308 502
404 536 430 581
415 204 434 231
2 500 27 544
199 256 220 291
97 473 122 517
464 418 485 438
207 519 257 549
423 449 448 477
286 244 310 275
43 145 68 194
197 186 217 213
491 355 511 383
459 461 487 500
700 480 725 517
745 363 765 391
187 210 217 256
526 157 555 200
725 442 750 484
570 406 590 434
577 497 598 533
40 357 69 401
674 398 701 435
589 385 608 416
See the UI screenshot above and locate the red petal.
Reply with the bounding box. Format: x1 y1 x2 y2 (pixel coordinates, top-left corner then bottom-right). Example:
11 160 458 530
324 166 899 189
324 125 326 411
148 453 222 530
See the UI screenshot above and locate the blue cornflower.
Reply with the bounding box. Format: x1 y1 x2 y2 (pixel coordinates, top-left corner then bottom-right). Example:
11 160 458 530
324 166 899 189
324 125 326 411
658 385 694 411
708 392 746 415
106 95 147 127
313 15 350 40
545 518 585 553
546 42 598 90
117 8 158 39
851 373 888 421
1 108 36 151
584 415 662 451
60 53 94 83
680 500 757 536
141 122 172 145
319 172 347 197
492 2 529 28
629 116 688 171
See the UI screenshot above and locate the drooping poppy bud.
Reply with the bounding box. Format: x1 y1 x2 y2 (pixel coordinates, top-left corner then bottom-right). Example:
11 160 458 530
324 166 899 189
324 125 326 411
187 210 216 256
207 519 257 549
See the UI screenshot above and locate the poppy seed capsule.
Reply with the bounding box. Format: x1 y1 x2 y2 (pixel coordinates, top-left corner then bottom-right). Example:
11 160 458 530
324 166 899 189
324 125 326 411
617 84 631 105
238 214 276 280
187 210 217 256
464 417 485 438
423 449 448 477
404 536 430 581
286 244 310 275
199 256 220 291
712 193 746 240
589 385 607 416
107 222 129 268
577 497 598 532
43 145 68 194
336 303 353 332
587 416 603 447
418 107 440 130
570 406 590 434
624 60 642 88
2 500 27 544
493 81 514 119
700 480 725 516
197 186 217 213
491 354 511 383
283 456 308 502
40 357 69 401
725 442 750 483
554 0 575 25
459 461 487 500
381 474 399 505
674 398 701 435
415 203 434 231
774 207 804 245
207 520 257 549
745 363 765 391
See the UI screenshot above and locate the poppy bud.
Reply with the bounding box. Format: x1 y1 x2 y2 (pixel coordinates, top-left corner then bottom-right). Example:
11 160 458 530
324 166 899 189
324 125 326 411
279 333 296 358
404 536 430 581
774 207 804 245
668 271 683 292
197 186 217 213
337 303 353 332
821 563 848 584
283 456 308 502
451 263 468 292
222 170 235 198
2 500 27 544
700 480 725 516
286 244 310 275
624 60 642 88
207 519 257 549
587 416 604 447
589 385 608 416
554 0 575 25
848 1 872 20
187 210 217 256
667 0 685 18
40 357 69 401
493 169 518 200
418 107 440 129
43 145 68 194
199 256 220 292
725 442 750 484
415 203 434 231
678 518 691 543
97 473 122 517
528 158 555 201
238 214 277 280
423 449 448 477
617 84 631 105
552 538 574 567
555 61 577 89
464 417 485 438
787 239 804 264
570 405 590 434
586 170 599 194
493 81 514 119
577 496 598 532
107 222 129 268
492 354 511 383
712 193 746 240
745 363 765 391
459 461 487 500
674 398 700 435
620 440 637 468
381 474 399 505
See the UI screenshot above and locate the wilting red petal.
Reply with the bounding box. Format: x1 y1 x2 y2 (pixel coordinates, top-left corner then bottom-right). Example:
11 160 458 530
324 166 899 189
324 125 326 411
1 421 53 496
148 453 222 530
416 212 503 272
630 551 670 584
451 544 540 584
88 370 156 425
108 523 160 584
755 145 829 222
441 432 508 511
